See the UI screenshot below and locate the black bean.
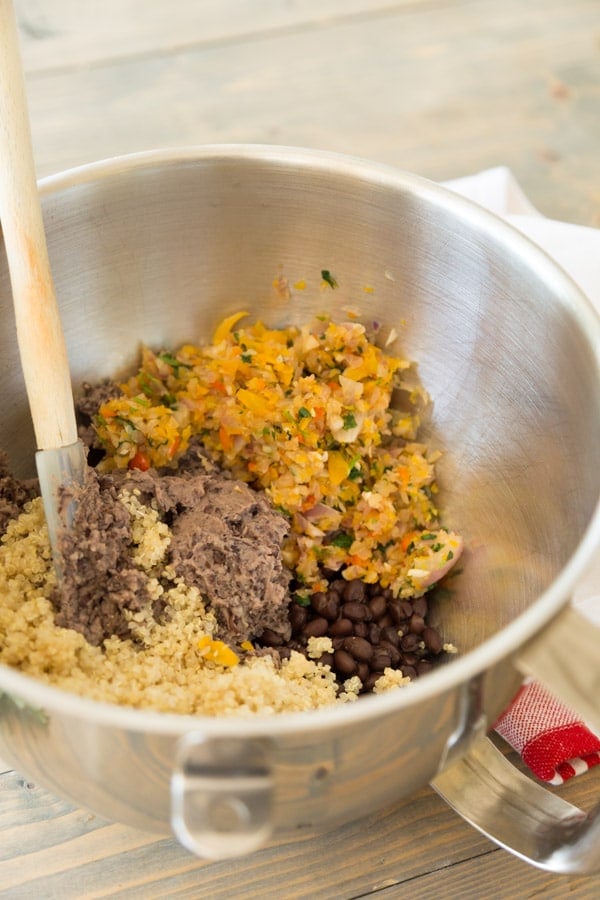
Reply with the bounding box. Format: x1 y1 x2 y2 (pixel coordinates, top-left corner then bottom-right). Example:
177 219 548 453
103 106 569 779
400 632 420 653
357 662 370 683
413 596 428 618
311 590 340 621
343 636 374 662
330 578 347 595
303 617 329 638
329 617 354 637
260 628 284 647
319 652 335 668
334 649 357 677
368 623 381 645
409 614 425 634
342 601 371 622
332 636 345 650
377 613 394 629
371 648 392 670
342 579 367 603
388 601 404 624
363 671 383 692
401 665 417 679
289 604 309 633
417 660 433 675
381 625 400 647
401 652 418 667
379 641 401 666
368 594 387 620
354 622 369 638
422 627 443 654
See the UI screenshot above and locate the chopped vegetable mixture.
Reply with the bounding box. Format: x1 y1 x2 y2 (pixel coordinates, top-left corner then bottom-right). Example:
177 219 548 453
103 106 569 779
93 314 460 598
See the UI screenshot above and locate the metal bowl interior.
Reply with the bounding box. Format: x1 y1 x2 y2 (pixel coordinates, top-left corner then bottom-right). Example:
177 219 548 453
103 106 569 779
1 145 599 729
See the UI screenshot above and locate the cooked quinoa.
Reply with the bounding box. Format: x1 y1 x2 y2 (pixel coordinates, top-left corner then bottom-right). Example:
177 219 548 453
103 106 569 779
0 496 368 715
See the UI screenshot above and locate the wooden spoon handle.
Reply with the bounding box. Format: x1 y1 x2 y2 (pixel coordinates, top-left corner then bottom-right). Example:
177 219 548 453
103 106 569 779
0 0 77 450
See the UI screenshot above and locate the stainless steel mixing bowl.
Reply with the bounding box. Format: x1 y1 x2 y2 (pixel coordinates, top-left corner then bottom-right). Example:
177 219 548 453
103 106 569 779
0 146 599 869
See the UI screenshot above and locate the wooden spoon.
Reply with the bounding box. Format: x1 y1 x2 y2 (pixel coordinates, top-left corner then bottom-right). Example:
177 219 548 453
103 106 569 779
0 0 86 556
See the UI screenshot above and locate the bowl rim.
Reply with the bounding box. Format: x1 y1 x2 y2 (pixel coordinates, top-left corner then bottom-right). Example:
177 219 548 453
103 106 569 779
1 143 599 736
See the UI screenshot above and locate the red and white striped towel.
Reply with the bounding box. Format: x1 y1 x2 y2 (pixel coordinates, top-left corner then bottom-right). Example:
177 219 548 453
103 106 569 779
494 679 600 784
445 168 600 785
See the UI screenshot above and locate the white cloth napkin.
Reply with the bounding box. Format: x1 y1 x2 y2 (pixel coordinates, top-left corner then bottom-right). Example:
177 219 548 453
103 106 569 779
443 168 600 783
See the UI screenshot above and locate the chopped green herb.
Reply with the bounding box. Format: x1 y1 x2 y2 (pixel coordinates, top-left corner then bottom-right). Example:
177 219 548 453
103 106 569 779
376 540 394 553
431 543 444 552
342 412 357 430
241 352 252 363
159 352 190 372
330 531 353 549
161 392 177 409
348 465 362 481
321 269 338 289
298 406 311 419
294 592 311 607
445 550 454 561
421 533 437 541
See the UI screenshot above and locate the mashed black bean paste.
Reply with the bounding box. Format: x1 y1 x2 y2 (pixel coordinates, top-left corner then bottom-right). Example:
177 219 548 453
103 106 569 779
55 442 292 648
0 451 38 537
54 469 153 645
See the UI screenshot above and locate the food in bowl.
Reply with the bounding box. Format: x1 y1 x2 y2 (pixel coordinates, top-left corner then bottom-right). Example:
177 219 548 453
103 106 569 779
0 312 461 716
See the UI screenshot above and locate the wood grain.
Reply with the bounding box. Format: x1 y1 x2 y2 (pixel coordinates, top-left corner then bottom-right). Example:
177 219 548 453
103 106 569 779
16 0 600 224
2 750 600 898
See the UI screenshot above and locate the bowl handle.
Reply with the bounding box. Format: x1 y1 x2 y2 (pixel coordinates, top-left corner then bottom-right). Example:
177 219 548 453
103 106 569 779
432 606 600 873
432 735 600 873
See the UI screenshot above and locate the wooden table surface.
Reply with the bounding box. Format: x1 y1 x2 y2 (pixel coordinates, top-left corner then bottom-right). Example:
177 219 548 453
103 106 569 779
2 1 600 896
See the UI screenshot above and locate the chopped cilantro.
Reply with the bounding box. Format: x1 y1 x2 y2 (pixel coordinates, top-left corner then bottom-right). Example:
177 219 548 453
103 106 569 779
241 352 252 363
330 531 353 549
159 352 190 372
376 540 394 553
348 465 362 481
321 269 338 289
421 533 437 540
161 392 177 408
298 406 311 419
294 592 311 607
342 412 357 430
445 550 454 561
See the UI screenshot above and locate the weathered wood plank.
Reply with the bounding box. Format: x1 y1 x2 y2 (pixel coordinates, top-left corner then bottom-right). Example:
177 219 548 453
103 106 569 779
15 0 434 71
19 0 600 224
1 755 600 898
377 850 600 899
